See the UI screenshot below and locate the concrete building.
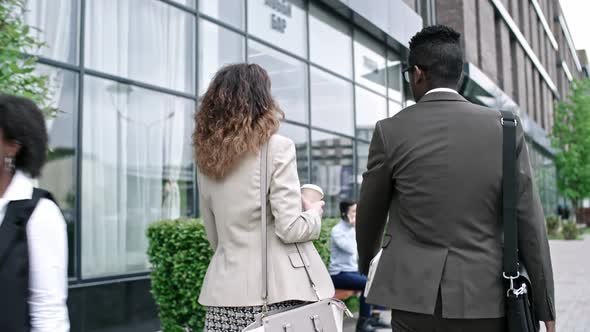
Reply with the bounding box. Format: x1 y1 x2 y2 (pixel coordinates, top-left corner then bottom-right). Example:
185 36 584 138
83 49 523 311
434 0 587 214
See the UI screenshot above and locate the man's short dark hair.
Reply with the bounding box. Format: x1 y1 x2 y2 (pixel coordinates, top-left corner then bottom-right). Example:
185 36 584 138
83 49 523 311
0 94 48 177
408 25 464 87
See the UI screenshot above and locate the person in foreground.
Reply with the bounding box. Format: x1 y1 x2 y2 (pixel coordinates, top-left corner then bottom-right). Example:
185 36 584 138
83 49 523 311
356 25 556 332
329 200 390 332
194 63 334 332
0 94 70 331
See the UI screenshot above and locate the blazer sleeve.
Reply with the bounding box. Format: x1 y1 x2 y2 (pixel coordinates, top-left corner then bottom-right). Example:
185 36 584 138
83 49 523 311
356 121 394 275
198 175 218 250
269 137 321 244
515 125 556 321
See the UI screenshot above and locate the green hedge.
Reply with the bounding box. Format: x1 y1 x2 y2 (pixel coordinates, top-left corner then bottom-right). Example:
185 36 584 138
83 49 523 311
147 219 212 332
147 218 341 331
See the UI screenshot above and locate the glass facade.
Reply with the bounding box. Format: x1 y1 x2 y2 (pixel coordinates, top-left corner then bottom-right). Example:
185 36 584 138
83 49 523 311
25 0 404 283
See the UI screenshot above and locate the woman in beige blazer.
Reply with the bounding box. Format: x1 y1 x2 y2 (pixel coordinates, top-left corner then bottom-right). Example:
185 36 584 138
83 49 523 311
194 64 335 332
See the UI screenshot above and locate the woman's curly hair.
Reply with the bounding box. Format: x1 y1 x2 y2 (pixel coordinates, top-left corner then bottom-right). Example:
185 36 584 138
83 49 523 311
0 94 48 178
194 63 284 179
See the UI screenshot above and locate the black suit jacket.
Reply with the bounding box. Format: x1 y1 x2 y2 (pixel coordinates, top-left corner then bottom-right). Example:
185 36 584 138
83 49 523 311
356 91 555 320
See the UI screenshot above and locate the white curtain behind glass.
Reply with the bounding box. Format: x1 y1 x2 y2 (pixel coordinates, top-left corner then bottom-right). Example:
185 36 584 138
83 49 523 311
82 0 191 277
24 0 75 128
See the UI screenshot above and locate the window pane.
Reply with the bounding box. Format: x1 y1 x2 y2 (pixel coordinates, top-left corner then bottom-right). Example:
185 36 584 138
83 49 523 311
85 0 196 93
354 31 386 94
247 0 307 58
82 76 195 278
311 131 354 217
310 67 354 135
387 51 403 102
355 86 387 140
248 40 308 123
278 123 309 184
24 0 78 64
199 20 245 95
199 0 244 30
356 141 369 194
389 99 402 118
309 4 352 78
36 65 78 277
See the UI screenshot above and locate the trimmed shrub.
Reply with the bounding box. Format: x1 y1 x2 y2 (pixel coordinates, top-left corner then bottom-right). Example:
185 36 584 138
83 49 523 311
147 219 212 332
313 218 339 266
545 215 561 236
562 221 580 240
147 218 341 331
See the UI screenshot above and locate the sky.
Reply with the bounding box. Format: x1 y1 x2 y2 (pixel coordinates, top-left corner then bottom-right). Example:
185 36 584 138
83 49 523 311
559 0 590 54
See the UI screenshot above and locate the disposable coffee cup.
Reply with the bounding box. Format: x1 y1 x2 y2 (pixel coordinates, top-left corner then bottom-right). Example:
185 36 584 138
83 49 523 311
301 184 324 203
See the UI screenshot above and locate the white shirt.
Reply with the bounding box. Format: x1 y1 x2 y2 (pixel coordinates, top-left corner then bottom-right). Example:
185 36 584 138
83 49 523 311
0 171 70 332
425 87 460 95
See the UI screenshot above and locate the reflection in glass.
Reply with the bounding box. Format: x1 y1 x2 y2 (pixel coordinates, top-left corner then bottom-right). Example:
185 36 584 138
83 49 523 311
199 0 244 29
248 40 308 123
311 131 354 217
309 4 353 78
82 76 195 277
355 86 387 140
24 0 78 64
199 20 245 95
310 67 354 135
85 0 196 93
387 52 403 102
36 65 77 277
247 0 307 58
278 123 309 184
354 31 386 94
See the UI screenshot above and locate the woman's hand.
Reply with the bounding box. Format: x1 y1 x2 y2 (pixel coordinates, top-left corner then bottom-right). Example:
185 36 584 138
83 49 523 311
302 197 325 217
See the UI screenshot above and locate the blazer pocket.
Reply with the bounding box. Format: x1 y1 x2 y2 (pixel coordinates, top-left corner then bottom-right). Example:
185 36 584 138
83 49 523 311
289 252 310 268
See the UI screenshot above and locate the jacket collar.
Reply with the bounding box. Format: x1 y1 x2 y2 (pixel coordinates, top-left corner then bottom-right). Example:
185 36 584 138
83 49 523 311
1 171 34 202
418 91 468 104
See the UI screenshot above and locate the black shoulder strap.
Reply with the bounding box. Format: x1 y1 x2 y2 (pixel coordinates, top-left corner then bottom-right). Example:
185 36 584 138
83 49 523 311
0 188 55 266
500 110 519 278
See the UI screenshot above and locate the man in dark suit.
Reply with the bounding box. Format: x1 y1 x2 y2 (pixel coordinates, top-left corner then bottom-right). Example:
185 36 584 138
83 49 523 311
356 25 556 332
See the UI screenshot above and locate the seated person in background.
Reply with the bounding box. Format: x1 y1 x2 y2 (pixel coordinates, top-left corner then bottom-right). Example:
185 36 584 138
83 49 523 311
329 200 390 332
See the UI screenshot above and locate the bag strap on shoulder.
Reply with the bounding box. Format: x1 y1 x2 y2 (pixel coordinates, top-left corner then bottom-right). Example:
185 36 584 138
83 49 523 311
500 110 519 279
259 140 320 311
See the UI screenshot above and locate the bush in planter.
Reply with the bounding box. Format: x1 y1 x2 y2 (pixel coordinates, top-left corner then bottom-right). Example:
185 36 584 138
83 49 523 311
147 219 212 332
147 218 340 331
545 216 561 236
562 221 580 240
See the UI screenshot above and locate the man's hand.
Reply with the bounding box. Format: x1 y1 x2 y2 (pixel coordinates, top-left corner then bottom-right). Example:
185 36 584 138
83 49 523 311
544 321 556 332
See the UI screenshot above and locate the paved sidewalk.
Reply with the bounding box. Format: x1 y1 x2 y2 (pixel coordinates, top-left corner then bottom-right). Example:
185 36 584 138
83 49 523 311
344 235 590 332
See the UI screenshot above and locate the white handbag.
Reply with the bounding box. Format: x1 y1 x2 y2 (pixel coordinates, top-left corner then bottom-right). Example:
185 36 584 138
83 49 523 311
243 143 352 332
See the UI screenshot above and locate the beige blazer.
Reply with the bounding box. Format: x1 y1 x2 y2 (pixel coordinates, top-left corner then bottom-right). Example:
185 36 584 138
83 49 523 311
197 134 335 307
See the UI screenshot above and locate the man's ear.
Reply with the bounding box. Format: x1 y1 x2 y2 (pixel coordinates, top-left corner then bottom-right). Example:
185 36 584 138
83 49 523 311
413 65 426 84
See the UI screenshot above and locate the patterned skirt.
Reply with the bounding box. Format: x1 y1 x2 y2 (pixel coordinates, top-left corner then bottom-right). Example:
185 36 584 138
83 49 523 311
204 301 302 332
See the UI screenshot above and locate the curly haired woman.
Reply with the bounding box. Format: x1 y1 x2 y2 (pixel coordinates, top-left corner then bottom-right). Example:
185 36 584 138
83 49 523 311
194 64 334 332
0 94 69 331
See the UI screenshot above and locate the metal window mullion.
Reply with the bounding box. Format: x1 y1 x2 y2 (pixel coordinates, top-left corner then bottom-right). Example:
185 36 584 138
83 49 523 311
74 0 87 282
193 0 200 218
84 69 198 100
351 27 359 198
305 0 313 183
